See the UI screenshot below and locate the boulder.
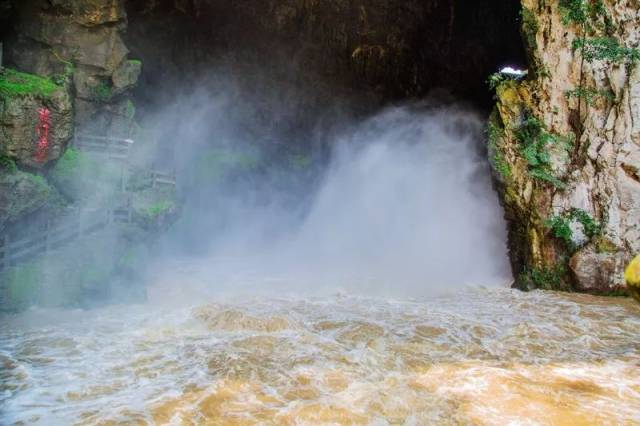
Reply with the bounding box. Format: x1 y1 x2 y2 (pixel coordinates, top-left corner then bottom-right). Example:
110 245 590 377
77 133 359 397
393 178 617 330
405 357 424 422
569 245 628 294
0 168 51 230
112 60 142 93
0 68 73 168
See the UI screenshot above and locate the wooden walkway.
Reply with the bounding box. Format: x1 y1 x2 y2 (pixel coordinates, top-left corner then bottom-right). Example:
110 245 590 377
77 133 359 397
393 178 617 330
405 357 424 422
74 134 134 160
0 210 111 272
0 134 177 274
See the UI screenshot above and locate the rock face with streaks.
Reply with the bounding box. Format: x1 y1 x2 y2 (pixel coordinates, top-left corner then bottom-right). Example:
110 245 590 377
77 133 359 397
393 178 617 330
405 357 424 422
490 0 640 294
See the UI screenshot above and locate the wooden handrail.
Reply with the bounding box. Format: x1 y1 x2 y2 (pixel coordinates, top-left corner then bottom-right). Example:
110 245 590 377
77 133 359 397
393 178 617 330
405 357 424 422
0 212 113 271
75 134 134 144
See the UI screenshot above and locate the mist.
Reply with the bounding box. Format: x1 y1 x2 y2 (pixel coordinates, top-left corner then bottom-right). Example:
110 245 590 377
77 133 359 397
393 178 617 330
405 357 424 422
142 78 512 300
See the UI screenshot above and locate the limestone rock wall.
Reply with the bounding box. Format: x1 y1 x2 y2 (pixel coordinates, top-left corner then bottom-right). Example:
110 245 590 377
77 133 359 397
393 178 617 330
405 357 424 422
491 0 640 293
0 69 73 168
6 0 139 136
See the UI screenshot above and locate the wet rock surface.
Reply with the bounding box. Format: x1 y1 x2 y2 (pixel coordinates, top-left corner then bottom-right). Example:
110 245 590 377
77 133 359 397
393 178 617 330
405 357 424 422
6 0 138 136
0 69 73 168
490 0 640 293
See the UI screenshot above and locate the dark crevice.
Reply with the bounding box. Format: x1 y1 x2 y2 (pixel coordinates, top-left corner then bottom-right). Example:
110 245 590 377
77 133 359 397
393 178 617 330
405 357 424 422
123 0 527 113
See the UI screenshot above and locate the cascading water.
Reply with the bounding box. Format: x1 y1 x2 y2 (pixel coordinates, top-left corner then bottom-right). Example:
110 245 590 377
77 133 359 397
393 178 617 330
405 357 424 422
2 101 640 424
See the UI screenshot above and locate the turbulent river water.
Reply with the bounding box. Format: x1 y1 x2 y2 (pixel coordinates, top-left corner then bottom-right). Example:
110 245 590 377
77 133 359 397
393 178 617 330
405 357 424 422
2 259 640 425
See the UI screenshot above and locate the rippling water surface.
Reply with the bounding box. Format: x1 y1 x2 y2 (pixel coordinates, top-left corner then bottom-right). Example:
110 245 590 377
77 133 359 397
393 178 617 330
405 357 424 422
2 261 640 425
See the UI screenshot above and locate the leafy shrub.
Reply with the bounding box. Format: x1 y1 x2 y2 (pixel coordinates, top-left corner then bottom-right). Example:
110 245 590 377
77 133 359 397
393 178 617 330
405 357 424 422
0 154 17 172
565 87 615 105
518 264 567 290
487 73 507 90
91 81 112 102
573 37 640 63
487 121 511 179
545 215 574 248
514 115 569 188
571 208 601 237
144 200 175 218
545 208 601 251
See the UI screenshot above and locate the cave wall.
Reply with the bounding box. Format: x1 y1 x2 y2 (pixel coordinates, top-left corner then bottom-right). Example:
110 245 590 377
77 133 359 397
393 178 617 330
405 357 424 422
490 0 640 294
124 0 526 108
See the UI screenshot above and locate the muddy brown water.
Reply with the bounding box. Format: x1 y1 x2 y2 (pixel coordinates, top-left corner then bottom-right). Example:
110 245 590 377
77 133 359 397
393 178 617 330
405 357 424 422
2 262 640 425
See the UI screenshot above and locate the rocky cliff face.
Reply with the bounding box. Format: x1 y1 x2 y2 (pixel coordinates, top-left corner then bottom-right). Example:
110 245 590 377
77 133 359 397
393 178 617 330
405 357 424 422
6 0 139 136
491 0 640 294
0 68 73 168
2 0 638 297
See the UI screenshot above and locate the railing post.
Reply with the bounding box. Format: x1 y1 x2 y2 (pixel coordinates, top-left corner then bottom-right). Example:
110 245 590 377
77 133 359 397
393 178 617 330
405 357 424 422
151 164 157 189
0 234 8 271
44 220 50 253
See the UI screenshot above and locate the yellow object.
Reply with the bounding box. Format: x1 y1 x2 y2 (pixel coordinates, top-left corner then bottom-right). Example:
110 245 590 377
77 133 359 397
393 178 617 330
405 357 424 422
625 255 640 303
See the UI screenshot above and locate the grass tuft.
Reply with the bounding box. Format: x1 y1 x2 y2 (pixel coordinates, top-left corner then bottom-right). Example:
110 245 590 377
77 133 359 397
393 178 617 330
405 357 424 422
0 68 61 99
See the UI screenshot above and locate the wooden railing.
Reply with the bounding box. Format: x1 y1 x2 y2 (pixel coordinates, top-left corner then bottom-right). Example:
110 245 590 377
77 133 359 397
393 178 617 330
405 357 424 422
0 133 178 274
74 134 134 160
74 134 176 189
0 211 112 272
149 169 177 188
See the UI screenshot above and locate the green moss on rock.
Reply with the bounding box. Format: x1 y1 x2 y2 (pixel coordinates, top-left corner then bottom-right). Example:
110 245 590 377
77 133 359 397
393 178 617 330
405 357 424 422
0 170 52 228
0 68 62 99
1 261 42 312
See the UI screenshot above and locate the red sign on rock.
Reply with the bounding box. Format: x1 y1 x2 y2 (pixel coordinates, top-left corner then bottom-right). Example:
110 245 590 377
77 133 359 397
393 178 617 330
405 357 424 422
35 107 51 163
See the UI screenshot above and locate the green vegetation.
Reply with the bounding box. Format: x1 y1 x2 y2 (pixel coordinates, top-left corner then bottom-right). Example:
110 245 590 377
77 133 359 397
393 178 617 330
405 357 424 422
0 68 61 99
195 148 260 184
545 215 574 248
528 168 566 189
514 115 571 189
28 173 49 190
521 7 539 50
573 37 640 63
125 99 136 120
565 86 614 106
92 81 112 102
594 235 617 253
144 199 175 218
0 154 17 172
50 147 84 181
487 120 511 179
518 263 567 290
545 208 601 250
560 1 639 132
1 170 52 223
487 73 508 90
571 208 601 237
1 261 42 311
559 0 611 29
50 50 75 85
50 147 121 200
